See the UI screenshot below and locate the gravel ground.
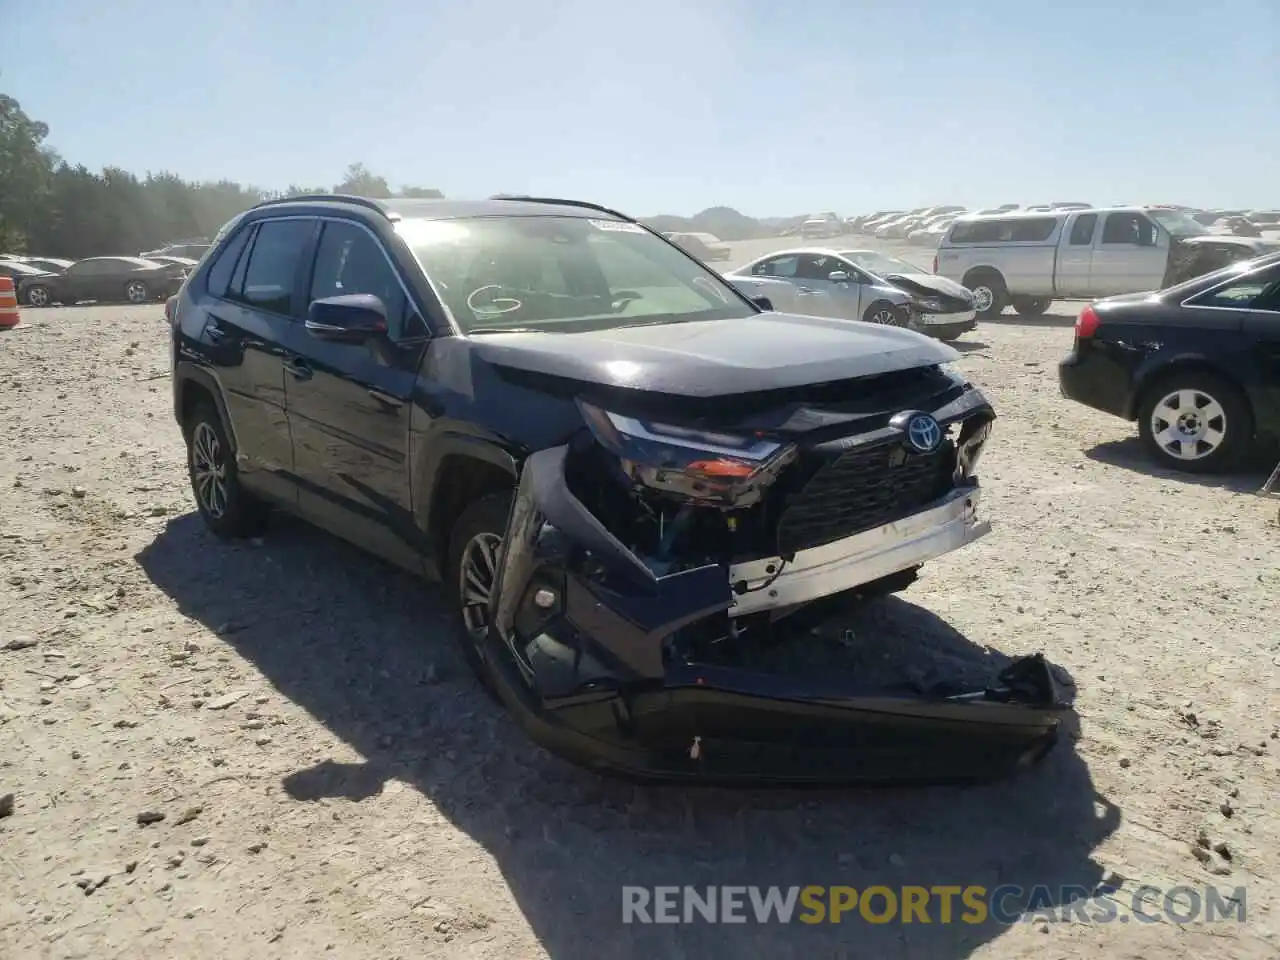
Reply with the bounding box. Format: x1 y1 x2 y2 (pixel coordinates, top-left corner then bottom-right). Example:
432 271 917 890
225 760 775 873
1 280 1279 959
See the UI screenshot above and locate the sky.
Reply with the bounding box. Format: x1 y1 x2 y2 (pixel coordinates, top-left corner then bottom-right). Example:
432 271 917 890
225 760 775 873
6 0 1278 217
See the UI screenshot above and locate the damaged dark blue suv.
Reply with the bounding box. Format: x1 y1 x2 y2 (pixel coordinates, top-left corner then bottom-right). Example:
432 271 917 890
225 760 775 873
168 193 1063 784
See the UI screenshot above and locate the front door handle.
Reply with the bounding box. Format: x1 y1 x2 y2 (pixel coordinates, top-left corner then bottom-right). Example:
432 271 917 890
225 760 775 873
797 287 819 295
283 357 313 381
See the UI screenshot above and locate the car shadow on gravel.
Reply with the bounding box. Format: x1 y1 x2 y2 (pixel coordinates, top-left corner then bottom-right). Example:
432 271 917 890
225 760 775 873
981 311 1077 329
1086 437 1271 493
137 513 1118 960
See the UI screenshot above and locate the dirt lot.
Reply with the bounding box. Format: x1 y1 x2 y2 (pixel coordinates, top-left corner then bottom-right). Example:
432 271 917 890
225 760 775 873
2 269 1279 959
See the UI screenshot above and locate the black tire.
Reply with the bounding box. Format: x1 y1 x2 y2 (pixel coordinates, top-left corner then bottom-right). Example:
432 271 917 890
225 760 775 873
183 403 269 538
445 492 514 700
863 300 907 327
963 271 1007 319
1011 296 1052 317
25 285 51 308
124 279 150 305
1136 371 1253 474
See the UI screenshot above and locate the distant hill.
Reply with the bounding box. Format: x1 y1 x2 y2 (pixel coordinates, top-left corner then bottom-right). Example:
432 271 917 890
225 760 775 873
640 206 797 241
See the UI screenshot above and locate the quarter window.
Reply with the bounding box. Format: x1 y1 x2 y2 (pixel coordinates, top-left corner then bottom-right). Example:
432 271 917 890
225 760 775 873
229 218 315 315
308 221 411 337
204 225 253 298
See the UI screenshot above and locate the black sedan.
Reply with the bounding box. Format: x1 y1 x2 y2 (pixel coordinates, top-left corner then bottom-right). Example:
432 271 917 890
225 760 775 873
21 256 187 308
1059 251 1280 473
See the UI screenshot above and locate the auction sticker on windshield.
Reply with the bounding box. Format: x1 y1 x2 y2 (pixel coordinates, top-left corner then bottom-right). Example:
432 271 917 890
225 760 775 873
589 219 646 233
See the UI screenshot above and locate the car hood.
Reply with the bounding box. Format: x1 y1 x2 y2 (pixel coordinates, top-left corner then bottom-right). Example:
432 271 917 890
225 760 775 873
883 272 973 300
468 313 959 398
1176 235 1264 250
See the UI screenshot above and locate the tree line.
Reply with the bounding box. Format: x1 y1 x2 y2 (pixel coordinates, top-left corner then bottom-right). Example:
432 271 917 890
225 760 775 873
0 92 443 260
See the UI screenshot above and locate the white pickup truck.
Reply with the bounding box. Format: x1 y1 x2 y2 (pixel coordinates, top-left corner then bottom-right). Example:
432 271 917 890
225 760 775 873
934 206 1276 318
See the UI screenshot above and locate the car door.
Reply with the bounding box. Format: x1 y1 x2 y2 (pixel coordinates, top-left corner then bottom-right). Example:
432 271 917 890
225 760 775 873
1055 212 1098 297
200 216 316 506
817 257 869 319
1090 212 1168 296
282 217 428 572
790 253 849 318
60 260 101 301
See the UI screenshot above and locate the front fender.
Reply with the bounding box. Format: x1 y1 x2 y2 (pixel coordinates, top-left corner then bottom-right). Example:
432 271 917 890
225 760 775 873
488 445 731 690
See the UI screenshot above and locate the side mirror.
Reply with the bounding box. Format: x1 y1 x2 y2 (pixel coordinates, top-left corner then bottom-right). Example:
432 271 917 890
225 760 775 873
751 295 774 311
306 293 388 342
828 270 850 283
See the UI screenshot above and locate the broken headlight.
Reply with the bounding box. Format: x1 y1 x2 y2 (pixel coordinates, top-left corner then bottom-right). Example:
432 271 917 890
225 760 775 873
576 399 797 508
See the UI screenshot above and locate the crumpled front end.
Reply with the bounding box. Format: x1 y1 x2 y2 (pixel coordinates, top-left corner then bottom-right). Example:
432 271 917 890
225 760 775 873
479 377 1065 784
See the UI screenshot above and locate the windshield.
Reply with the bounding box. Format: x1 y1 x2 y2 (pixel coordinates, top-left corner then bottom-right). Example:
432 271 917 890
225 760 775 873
396 215 754 333
839 251 924 276
1147 208 1209 237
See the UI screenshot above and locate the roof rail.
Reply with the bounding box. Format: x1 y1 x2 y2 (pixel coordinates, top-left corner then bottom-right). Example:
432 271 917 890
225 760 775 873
488 195 635 223
251 193 390 217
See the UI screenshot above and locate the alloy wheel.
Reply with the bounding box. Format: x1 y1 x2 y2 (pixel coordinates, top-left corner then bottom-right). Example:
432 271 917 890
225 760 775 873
870 308 899 325
27 286 49 307
126 280 148 304
458 532 503 641
191 422 229 518
1149 389 1227 461
971 285 994 312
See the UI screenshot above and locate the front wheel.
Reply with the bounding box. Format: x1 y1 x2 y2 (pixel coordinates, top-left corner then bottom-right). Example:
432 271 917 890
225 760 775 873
446 492 513 700
25 285 51 308
1011 296 1052 317
1137 372 1253 474
863 300 907 327
125 279 150 304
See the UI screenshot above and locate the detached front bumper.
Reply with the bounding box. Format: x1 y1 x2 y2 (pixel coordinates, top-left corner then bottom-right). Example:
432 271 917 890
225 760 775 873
480 446 1064 785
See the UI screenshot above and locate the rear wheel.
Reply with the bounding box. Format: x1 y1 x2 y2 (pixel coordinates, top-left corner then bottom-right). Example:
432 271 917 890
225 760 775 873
1137 371 1252 473
25 285 50 308
184 403 269 537
1011 296 1052 317
964 272 1007 319
125 279 150 304
446 492 514 699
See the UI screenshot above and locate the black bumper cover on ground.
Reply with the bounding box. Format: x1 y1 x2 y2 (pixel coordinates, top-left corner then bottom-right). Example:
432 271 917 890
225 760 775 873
481 445 1066 785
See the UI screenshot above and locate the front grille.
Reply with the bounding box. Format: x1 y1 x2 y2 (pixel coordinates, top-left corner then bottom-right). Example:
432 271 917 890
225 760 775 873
776 439 955 555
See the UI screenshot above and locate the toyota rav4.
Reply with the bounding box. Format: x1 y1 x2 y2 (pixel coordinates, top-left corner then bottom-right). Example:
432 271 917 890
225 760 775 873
168 193 1062 784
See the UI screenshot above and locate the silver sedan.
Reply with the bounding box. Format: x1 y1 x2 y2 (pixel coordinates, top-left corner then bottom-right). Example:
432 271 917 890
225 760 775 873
723 247 980 342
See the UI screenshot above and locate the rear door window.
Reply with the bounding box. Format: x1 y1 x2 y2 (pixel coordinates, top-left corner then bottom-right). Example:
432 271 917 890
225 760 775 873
228 218 315 315
1069 214 1098 245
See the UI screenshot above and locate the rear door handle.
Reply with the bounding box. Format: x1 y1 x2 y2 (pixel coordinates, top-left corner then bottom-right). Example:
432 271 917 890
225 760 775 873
283 357 313 381
368 388 404 410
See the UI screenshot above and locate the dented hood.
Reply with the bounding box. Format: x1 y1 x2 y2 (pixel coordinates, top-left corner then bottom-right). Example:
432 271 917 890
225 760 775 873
882 272 974 302
467 313 959 398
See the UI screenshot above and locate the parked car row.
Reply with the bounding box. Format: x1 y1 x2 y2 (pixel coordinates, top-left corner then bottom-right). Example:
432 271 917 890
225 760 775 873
0 253 196 307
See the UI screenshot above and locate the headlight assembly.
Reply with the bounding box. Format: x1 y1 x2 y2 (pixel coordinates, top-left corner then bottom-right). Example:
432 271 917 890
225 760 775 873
576 399 797 508
912 297 944 312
